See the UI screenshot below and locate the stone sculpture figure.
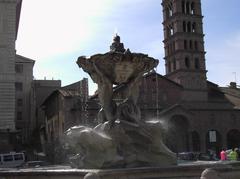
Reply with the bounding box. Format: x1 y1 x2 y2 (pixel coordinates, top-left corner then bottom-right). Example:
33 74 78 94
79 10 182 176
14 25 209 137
92 62 117 126
77 34 158 126
69 34 177 168
110 34 125 53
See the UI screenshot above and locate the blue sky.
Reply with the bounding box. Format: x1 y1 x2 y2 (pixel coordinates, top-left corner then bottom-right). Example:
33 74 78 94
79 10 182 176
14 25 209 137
16 0 240 95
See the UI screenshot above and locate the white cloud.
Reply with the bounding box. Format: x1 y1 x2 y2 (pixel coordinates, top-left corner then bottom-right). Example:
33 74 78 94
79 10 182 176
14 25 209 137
16 0 113 60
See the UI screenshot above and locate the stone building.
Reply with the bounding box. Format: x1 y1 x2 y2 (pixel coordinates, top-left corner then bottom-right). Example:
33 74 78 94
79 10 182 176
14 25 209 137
33 80 61 129
136 71 240 154
15 54 35 148
42 78 91 146
162 0 207 102
0 0 62 152
0 0 22 151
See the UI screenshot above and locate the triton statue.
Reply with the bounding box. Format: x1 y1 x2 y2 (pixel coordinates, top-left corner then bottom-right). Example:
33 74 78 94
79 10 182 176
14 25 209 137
77 34 158 127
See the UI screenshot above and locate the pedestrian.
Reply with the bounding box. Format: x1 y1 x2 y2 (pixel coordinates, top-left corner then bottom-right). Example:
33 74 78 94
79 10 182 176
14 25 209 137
220 148 227 161
229 148 238 161
236 148 240 160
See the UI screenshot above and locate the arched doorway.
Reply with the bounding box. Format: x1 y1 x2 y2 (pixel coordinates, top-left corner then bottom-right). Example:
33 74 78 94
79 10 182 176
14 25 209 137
191 131 200 152
166 115 189 153
227 129 240 149
206 130 222 155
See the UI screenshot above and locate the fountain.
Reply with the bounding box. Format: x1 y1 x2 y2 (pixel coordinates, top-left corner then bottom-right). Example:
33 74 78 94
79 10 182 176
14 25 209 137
62 34 177 169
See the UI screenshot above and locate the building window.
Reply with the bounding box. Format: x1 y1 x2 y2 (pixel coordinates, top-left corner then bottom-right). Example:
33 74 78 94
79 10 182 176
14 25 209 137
183 21 186 32
184 40 187 49
169 6 173 17
186 2 190 14
195 58 200 69
182 1 185 13
194 41 198 50
15 64 23 73
17 99 23 106
15 82 23 91
208 130 217 143
185 57 190 68
187 22 191 32
183 40 187 50
17 112 22 120
182 1 195 15
189 40 193 49
191 2 195 14
192 22 196 32
169 24 174 36
166 2 173 18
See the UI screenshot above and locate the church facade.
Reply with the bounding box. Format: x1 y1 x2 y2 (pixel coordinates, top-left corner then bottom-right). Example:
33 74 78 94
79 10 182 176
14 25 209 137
137 72 240 154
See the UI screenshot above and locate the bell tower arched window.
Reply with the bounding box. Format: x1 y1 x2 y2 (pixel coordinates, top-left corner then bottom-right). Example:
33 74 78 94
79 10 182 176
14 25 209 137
167 24 174 37
186 2 190 14
182 1 185 13
189 40 192 49
166 2 173 18
184 40 187 49
195 58 200 69
191 2 195 14
192 22 196 33
183 21 186 32
187 22 191 32
185 57 190 68
194 41 198 50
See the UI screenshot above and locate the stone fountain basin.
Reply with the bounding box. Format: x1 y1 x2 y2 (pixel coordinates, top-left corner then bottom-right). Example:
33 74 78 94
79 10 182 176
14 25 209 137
77 52 159 85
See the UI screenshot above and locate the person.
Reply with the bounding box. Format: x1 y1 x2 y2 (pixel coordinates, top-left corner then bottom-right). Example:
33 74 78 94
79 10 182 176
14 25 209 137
235 147 240 160
229 148 238 161
220 148 227 161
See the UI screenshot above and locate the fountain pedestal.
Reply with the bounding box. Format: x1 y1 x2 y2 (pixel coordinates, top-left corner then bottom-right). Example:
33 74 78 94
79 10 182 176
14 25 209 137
1 162 240 179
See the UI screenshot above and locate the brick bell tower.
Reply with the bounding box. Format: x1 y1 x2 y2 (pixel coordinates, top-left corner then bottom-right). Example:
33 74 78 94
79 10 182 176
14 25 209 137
162 0 208 101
